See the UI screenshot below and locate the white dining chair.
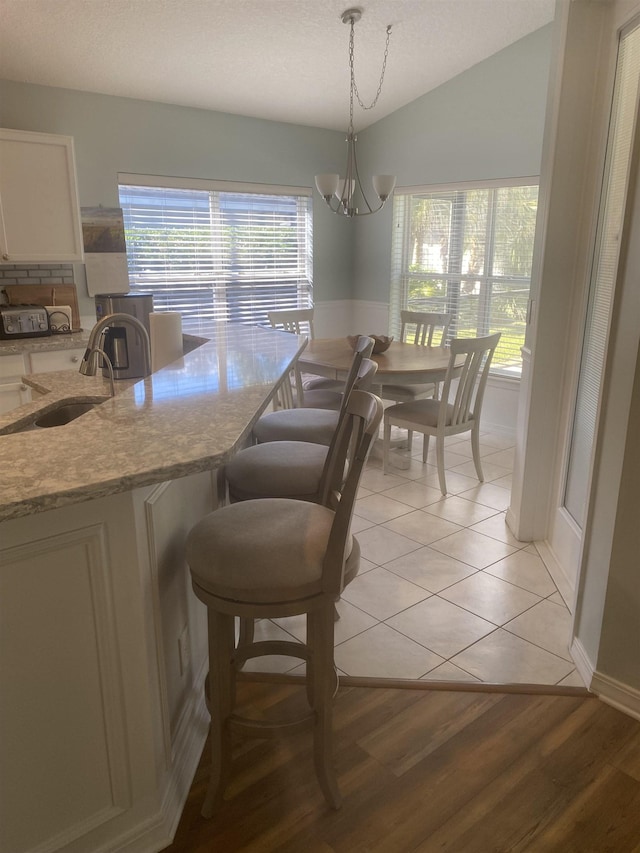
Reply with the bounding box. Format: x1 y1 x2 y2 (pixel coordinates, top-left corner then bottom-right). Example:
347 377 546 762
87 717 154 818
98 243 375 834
268 306 343 396
380 310 452 405
186 389 383 816
383 332 501 495
267 307 316 337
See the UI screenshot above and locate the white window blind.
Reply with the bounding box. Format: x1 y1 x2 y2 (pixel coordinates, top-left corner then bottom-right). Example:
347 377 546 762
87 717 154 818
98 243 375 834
118 176 313 335
391 180 539 376
564 20 640 526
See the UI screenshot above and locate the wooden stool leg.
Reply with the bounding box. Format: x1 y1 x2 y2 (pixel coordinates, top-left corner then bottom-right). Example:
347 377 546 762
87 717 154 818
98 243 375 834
202 609 235 818
237 616 255 647
309 604 342 810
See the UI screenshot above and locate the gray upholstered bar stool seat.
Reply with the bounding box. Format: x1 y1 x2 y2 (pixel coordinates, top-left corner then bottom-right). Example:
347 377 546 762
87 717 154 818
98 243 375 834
225 440 328 501
252 338 376 447
252 406 341 446
186 390 383 817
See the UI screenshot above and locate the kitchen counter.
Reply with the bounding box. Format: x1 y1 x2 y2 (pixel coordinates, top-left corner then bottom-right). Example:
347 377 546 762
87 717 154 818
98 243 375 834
0 328 91 356
0 322 306 521
0 320 307 853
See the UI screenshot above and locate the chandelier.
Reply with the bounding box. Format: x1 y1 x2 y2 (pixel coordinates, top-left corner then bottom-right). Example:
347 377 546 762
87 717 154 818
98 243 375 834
315 8 396 218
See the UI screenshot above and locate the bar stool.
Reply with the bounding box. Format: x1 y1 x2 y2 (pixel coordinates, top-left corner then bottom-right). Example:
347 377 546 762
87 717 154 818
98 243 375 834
252 336 375 446
186 390 383 816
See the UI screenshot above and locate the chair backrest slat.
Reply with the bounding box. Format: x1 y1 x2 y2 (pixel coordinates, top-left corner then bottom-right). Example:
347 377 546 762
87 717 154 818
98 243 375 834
400 310 452 347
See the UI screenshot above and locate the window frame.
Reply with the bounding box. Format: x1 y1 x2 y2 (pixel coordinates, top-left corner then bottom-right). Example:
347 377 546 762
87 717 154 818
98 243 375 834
390 176 539 378
117 173 313 334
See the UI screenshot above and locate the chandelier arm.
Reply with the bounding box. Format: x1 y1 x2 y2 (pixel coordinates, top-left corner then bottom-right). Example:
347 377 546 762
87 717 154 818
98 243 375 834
350 132 374 214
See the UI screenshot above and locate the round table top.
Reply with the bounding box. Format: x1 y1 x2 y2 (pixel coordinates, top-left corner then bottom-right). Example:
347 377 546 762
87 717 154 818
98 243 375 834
298 338 453 381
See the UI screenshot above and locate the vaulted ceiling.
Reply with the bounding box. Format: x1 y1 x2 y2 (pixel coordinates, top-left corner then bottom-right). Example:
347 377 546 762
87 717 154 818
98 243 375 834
0 0 555 131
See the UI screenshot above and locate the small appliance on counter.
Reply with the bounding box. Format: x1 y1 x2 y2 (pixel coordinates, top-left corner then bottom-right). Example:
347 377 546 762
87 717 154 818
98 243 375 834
45 305 73 334
0 305 51 339
94 292 154 379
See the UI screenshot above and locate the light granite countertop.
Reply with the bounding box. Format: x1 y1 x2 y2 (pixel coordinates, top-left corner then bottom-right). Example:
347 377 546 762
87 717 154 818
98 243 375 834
0 329 91 355
0 323 306 521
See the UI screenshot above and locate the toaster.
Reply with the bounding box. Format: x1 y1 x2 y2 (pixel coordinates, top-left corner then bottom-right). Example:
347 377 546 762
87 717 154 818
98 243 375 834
0 305 51 339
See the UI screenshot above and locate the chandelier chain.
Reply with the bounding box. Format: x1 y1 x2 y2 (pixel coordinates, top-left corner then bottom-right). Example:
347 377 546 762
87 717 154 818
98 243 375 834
348 18 392 131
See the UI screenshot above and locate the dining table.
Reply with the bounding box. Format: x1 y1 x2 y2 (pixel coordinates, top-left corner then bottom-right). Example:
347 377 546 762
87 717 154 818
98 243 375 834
297 337 459 468
297 336 456 391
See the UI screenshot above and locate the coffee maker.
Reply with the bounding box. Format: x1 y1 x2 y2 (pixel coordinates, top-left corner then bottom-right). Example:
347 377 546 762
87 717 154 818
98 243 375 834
94 293 154 380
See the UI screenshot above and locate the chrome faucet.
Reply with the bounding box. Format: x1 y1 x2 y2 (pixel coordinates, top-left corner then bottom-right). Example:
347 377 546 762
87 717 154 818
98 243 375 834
79 313 152 379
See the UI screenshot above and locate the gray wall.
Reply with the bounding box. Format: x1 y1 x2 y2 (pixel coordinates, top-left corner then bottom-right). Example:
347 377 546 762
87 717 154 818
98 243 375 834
0 24 552 316
0 80 353 318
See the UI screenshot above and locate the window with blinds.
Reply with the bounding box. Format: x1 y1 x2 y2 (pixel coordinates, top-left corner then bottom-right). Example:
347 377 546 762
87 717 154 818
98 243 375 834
117 176 313 335
390 180 539 376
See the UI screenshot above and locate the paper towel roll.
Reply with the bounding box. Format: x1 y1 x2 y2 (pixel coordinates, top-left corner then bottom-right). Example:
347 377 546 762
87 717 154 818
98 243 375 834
149 312 183 372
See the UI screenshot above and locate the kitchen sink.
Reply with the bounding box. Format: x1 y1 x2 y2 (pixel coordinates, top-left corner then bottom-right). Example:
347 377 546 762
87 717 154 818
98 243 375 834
1 400 102 434
33 401 98 428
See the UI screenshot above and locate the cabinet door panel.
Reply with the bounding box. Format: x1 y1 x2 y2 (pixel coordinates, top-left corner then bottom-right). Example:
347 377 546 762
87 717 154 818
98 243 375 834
0 381 31 415
0 352 26 379
0 128 84 262
0 524 130 852
29 347 85 373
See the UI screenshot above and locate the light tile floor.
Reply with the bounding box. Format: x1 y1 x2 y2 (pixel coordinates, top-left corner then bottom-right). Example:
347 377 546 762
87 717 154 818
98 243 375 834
246 430 586 688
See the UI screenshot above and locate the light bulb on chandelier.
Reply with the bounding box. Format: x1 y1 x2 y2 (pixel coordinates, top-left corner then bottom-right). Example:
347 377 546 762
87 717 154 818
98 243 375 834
315 8 396 218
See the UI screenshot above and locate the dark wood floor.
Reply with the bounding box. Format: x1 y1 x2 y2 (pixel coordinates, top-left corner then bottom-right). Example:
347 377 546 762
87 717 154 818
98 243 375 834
164 680 640 852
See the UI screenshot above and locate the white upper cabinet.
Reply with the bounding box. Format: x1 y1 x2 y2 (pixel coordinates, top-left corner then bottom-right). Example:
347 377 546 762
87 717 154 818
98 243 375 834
0 128 84 262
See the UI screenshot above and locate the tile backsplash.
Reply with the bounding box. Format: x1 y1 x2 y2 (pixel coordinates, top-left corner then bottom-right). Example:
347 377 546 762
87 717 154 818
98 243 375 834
0 264 75 298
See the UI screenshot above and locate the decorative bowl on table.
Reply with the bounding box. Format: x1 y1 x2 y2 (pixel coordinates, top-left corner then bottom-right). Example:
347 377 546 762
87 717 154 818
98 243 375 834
347 334 394 355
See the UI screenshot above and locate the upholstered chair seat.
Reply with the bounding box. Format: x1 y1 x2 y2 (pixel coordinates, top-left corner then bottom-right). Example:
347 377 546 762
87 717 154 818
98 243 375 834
379 310 452 414
252 406 341 446
253 341 377 445
187 498 361 605
294 386 346 410
225 440 329 501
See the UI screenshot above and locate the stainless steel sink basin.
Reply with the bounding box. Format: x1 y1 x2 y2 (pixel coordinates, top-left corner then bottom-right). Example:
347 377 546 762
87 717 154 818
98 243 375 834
33 401 98 428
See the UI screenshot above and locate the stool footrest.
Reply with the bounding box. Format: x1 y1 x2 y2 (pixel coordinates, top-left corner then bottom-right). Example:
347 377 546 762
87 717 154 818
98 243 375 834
229 710 314 738
235 639 310 666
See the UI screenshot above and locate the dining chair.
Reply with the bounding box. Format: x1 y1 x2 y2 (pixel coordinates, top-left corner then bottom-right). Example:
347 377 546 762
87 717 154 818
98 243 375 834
253 336 376 446
268 306 343 396
267 307 315 337
186 389 383 816
380 310 452 405
383 332 501 495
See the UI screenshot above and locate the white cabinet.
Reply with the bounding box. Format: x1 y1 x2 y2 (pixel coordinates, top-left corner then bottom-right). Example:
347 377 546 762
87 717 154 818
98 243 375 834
0 352 31 414
0 128 84 263
0 347 86 415
0 475 214 853
29 347 85 373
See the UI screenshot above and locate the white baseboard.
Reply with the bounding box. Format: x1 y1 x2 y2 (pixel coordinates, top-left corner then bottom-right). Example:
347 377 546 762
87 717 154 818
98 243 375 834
535 538 575 610
590 670 640 721
570 636 594 691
